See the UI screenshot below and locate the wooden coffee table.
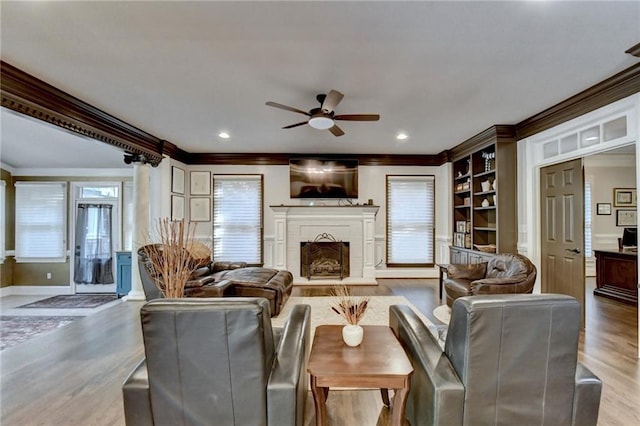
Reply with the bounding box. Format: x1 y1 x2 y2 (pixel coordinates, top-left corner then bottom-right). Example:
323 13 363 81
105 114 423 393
307 325 413 426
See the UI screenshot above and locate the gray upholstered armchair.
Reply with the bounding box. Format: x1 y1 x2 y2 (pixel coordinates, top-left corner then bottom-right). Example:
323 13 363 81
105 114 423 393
444 253 537 307
389 294 602 426
122 298 311 426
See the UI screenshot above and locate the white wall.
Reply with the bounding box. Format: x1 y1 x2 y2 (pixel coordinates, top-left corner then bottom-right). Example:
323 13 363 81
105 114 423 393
163 162 451 276
585 154 637 254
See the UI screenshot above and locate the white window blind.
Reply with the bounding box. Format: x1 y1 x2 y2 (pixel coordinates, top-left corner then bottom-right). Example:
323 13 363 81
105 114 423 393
386 175 435 265
585 176 592 258
15 182 67 262
213 175 262 264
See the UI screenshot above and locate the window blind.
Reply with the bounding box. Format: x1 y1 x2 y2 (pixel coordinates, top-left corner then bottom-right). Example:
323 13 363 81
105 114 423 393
386 176 435 265
15 182 67 262
213 175 262 264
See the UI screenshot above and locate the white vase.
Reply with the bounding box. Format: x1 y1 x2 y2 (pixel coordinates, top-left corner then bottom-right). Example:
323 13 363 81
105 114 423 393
342 324 364 347
481 180 491 192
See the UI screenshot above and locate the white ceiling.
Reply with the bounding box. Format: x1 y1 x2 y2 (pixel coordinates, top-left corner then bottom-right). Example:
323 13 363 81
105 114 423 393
1 1 639 169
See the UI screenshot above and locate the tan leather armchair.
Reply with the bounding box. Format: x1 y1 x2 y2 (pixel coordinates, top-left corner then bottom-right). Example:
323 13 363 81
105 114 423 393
123 298 311 426
444 253 536 307
390 294 602 426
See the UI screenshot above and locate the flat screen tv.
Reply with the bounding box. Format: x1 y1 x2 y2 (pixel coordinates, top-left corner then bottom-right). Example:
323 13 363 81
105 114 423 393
290 158 358 199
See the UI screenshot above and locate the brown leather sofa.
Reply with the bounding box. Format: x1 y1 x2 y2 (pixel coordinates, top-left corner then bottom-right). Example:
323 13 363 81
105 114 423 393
138 244 293 316
389 294 602 425
123 298 311 425
444 253 536 307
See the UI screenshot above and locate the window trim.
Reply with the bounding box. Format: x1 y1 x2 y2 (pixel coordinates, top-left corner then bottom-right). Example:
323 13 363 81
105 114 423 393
385 174 436 267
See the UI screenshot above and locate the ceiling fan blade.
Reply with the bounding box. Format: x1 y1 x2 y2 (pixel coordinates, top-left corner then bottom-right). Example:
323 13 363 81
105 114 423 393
334 114 380 121
282 121 308 129
321 90 344 113
265 101 310 116
328 124 345 137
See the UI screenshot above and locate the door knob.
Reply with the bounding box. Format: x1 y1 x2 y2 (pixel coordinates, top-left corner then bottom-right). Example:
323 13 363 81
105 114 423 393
565 248 581 254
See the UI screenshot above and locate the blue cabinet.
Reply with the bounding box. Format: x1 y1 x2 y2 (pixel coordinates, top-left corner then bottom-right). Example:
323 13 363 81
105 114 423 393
116 251 132 297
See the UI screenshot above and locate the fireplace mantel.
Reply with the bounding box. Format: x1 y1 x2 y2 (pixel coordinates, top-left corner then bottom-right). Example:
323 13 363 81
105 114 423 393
269 205 379 285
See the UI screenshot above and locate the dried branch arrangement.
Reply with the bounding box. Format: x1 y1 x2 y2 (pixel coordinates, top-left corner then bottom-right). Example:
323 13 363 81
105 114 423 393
330 285 369 325
144 218 199 298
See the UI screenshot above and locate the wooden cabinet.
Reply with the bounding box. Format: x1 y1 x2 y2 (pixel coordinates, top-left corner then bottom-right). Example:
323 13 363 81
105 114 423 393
116 251 132 297
450 125 517 264
594 249 637 304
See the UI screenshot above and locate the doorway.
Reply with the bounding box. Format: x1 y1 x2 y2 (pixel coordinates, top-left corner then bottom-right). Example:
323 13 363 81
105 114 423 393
71 184 122 294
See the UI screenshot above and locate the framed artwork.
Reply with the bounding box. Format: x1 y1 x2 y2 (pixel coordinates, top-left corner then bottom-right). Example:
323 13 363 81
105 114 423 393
171 166 185 194
613 188 636 207
171 195 184 221
616 209 637 227
190 197 211 222
190 171 211 195
596 203 611 215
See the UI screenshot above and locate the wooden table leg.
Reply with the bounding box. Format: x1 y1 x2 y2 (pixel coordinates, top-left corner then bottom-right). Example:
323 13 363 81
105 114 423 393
390 380 411 426
310 375 328 426
380 388 390 407
438 266 444 300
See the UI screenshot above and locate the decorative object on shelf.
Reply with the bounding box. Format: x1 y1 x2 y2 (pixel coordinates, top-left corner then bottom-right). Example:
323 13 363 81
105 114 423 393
463 197 471 206
474 244 497 253
481 151 495 172
481 198 490 207
492 180 497 190
493 195 497 205
596 203 612 215
457 171 463 178
613 188 636 207
481 180 491 192
331 285 369 347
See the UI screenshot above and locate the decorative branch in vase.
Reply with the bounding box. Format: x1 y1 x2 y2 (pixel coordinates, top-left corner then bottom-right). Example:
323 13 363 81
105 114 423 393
143 218 200 298
330 285 369 346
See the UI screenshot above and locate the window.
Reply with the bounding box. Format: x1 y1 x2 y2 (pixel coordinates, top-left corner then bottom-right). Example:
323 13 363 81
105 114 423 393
15 182 67 262
585 176 592 258
386 175 435 266
213 175 263 264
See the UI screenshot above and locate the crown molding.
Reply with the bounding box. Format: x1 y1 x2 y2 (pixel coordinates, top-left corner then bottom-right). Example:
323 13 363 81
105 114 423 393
450 125 516 160
187 152 447 166
515 63 640 140
625 42 640 58
0 61 167 166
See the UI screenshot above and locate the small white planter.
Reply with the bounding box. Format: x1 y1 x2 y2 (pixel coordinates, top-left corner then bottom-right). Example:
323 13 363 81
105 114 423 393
342 324 364 347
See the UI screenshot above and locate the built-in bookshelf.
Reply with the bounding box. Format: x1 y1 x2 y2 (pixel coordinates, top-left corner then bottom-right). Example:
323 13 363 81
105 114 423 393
450 125 517 264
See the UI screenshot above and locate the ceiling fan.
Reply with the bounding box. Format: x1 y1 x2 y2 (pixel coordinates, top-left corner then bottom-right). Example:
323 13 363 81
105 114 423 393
265 90 380 137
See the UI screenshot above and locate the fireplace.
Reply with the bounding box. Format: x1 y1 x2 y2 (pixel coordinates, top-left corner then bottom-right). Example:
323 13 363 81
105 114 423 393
301 234 350 280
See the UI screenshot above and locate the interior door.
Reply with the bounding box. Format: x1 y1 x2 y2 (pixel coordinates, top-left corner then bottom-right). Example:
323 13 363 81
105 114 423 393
540 158 585 323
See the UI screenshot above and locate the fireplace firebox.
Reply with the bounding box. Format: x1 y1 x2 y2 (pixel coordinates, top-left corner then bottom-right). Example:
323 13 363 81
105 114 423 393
300 233 350 280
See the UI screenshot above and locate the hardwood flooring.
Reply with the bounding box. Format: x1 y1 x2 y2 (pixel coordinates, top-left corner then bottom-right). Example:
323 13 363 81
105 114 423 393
0 278 637 425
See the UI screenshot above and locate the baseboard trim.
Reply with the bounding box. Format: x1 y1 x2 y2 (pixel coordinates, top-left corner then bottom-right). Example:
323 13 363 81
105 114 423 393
1 285 73 297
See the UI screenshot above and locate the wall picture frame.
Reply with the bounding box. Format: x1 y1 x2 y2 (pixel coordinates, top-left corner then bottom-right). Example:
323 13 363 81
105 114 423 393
171 166 185 194
596 203 611 215
190 171 211 195
613 188 636 207
171 195 184 221
189 197 211 222
616 209 637 227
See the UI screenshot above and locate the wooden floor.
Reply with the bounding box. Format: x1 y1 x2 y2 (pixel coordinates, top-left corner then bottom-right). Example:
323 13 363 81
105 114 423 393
0 278 637 425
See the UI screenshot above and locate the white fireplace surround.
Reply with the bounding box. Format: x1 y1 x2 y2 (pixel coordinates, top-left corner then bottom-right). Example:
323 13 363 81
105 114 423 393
270 205 379 285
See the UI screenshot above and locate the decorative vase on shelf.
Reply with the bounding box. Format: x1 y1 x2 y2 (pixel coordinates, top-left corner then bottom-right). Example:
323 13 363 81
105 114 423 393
481 180 491 192
481 198 490 207
342 324 364 347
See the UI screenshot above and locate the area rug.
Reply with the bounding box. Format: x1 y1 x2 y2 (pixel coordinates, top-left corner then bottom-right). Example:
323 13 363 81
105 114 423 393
433 304 451 324
16 294 117 309
272 296 441 343
0 316 81 351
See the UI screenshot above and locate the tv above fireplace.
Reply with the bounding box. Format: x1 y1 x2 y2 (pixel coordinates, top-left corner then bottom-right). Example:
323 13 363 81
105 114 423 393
290 158 358 199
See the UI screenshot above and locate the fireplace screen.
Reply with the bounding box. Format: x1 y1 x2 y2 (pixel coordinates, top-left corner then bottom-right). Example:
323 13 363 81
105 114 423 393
300 234 350 280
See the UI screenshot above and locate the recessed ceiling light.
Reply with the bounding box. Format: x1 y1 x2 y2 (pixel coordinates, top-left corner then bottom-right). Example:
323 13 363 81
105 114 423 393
396 133 408 140
218 132 230 139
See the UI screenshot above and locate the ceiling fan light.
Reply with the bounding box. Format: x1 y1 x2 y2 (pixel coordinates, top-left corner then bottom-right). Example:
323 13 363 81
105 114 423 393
308 116 334 130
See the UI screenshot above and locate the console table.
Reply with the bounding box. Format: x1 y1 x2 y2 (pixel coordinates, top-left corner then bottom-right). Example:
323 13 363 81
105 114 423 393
594 249 638 305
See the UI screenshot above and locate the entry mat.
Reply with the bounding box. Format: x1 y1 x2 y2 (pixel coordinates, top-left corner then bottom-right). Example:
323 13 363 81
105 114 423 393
16 294 117 309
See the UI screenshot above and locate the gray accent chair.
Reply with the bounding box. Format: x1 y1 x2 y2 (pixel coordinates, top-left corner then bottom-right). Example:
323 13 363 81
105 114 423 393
122 298 311 426
389 294 602 426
